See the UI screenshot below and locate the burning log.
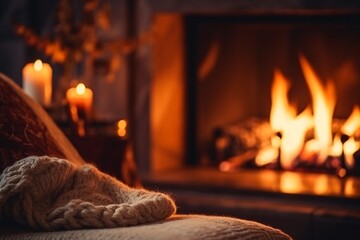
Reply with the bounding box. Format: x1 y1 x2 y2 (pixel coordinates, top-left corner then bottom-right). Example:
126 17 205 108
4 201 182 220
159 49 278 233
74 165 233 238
212 117 360 176
212 56 360 177
210 118 273 164
219 150 258 172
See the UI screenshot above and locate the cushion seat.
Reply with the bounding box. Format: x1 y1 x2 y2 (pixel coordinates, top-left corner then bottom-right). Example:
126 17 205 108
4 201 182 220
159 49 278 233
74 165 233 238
0 214 291 240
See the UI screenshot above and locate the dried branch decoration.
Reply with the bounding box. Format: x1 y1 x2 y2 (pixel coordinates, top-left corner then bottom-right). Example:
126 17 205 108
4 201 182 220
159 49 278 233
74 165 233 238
14 0 112 64
13 0 155 101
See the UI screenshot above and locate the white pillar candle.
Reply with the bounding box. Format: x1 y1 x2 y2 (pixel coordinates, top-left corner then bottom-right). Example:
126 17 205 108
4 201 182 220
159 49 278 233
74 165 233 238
66 83 93 120
22 59 52 106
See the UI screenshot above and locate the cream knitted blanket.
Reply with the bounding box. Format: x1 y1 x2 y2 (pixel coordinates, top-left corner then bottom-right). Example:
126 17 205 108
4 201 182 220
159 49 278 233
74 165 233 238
0 156 176 230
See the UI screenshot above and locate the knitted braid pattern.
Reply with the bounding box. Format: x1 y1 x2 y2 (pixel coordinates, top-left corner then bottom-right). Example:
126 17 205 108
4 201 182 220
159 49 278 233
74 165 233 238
0 156 176 230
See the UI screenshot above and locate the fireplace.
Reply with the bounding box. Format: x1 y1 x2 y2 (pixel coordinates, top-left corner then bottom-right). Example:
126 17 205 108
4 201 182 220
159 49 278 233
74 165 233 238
129 1 360 239
185 14 360 177
130 0 360 178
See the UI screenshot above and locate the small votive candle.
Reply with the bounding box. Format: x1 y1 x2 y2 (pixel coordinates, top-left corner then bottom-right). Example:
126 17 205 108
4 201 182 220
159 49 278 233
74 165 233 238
117 119 127 137
66 83 93 121
22 59 52 106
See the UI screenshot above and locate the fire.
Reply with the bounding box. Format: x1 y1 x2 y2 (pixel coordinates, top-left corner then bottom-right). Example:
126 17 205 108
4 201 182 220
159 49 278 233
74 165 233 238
299 55 336 164
279 107 313 169
264 55 360 172
269 69 297 132
342 105 360 136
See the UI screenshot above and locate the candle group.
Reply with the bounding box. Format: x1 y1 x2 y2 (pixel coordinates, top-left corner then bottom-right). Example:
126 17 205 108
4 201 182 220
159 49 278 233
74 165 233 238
22 59 52 106
66 83 93 121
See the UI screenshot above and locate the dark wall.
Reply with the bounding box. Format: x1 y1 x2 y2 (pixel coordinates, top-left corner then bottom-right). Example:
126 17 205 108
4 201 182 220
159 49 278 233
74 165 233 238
0 0 129 121
0 0 28 84
0 0 58 84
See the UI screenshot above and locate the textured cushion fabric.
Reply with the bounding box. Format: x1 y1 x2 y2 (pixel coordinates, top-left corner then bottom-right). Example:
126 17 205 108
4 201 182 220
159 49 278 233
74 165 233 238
0 215 292 240
0 73 84 172
0 156 175 230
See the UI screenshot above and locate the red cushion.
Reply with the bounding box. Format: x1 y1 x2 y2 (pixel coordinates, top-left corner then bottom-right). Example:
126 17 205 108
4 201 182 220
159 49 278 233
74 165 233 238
0 73 84 172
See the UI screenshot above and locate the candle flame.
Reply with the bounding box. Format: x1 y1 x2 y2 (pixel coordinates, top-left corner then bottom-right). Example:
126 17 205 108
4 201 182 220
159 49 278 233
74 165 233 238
118 119 127 129
76 83 86 95
117 119 127 137
34 59 43 71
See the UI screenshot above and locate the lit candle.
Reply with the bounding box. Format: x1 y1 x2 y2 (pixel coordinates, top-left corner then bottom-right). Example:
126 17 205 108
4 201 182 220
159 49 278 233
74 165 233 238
66 83 93 120
22 59 52 106
117 119 127 137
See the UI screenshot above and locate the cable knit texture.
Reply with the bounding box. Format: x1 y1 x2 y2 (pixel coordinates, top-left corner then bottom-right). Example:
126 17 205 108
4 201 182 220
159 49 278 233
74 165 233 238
0 155 176 230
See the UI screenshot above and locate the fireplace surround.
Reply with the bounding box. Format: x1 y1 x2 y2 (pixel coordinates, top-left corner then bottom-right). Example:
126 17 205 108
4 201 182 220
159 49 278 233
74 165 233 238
128 1 360 239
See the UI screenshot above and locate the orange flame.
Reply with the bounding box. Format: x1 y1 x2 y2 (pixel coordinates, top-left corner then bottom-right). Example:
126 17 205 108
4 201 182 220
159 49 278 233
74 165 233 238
342 105 360 136
280 107 313 169
258 55 360 171
269 69 296 133
269 69 313 169
299 55 336 164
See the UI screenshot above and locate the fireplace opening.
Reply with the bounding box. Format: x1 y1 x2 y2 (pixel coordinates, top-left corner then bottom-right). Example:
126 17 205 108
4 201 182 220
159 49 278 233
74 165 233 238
183 14 360 177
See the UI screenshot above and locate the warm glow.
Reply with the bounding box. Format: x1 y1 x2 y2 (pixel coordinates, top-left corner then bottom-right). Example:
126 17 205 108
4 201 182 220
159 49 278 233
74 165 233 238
255 145 278 166
280 108 313 169
117 119 127 137
342 105 360 136
76 83 86 95
344 137 358 168
269 69 314 169
118 119 127 128
345 178 357 197
66 83 93 120
262 55 360 171
279 172 303 194
300 55 336 164
269 69 297 132
329 135 342 157
314 175 329 195
34 59 43 71
22 59 52 106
